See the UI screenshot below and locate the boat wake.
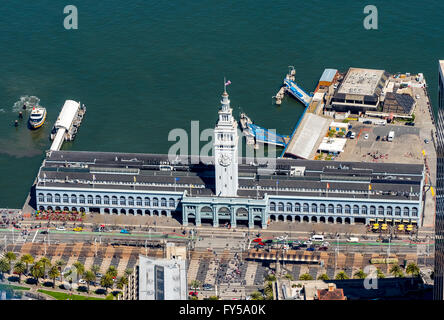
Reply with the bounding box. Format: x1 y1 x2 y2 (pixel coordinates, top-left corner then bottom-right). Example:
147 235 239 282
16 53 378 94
12 96 42 112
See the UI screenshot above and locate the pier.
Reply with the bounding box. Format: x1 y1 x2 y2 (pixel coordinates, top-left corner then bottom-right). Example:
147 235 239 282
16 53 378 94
239 113 289 148
49 100 86 152
273 66 313 107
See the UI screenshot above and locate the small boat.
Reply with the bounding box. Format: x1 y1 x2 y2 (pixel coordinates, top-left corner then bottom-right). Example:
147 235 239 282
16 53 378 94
28 107 47 129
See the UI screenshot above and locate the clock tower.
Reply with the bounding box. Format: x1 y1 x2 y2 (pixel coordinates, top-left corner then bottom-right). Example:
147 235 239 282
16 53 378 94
214 85 238 197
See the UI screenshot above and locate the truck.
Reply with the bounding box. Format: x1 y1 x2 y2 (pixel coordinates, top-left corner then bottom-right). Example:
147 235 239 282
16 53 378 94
387 131 395 142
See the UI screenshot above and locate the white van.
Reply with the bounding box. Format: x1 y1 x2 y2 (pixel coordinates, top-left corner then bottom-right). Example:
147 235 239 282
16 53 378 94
347 237 359 243
387 131 395 142
350 132 356 139
310 235 324 242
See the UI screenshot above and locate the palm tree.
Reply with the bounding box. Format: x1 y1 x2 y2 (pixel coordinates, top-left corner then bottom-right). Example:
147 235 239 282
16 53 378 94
0 258 11 280
299 273 314 281
107 265 118 278
124 268 133 278
116 276 128 290
73 262 85 284
190 279 201 292
376 268 385 279
317 274 329 281
100 273 114 293
20 254 34 275
5 252 16 273
91 265 100 276
335 271 349 280
406 263 420 278
13 261 26 283
390 265 404 278
84 270 96 293
284 273 294 281
30 262 45 286
250 291 264 300
55 259 66 284
38 257 52 279
48 266 60 288
353 269 367 279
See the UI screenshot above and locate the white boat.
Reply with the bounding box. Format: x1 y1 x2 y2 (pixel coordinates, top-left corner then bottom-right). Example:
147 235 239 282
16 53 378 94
28 107 47 129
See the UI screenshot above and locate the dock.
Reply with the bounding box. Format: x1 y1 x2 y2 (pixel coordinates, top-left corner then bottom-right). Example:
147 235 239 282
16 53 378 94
273 66 313 107
239 113 289 148
49 100 86 152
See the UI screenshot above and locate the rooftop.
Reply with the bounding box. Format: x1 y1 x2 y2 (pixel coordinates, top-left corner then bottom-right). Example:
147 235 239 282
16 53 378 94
36 150 424 201
337 67 387 96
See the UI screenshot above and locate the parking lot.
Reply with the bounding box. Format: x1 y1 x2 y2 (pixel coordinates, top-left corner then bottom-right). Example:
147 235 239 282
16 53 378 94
336 122 423 164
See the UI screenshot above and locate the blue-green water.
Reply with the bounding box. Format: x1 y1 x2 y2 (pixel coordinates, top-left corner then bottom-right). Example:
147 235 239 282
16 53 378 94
0 0 444 207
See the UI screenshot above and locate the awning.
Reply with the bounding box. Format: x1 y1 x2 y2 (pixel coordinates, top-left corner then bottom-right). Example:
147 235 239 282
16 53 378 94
369 219 376 222
377 219 384 222
385 219 393 222
411 221 417 224
402 220 410 223
394 219 401 222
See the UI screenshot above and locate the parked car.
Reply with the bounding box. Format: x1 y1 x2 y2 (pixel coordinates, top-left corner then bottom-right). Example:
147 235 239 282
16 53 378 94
120 229 131 234
56 226 66 231
73 227 83 232
318 246 329 251
306 247 315 252
363 120 372 124
424 139 430 144
40 230 48 234
79 279 87 284
364 133 369 140
376 135 380 141
202 284 213 290
405 122 415 126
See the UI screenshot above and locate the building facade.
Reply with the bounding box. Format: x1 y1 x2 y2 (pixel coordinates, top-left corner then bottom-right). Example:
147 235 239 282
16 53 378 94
434 60 444 300
34 88 425 230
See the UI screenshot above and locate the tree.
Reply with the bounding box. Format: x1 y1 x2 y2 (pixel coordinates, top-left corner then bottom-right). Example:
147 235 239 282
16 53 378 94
284 273 294 281
73 262 85 284
107 266 118 278
39 257 52 279
390 265 404 278
55 259 66 284
317 274 329 281
190 280 201 292
124 268 133 278
0 258 11 280
335 271 349 280
30 262 45 286
208 296 219 300
250 291 264 300
299 273 313 281
376 268 385 279
353 270 367 279
100 273 114 293
91 265 100 276
20 254 34 275
48 266 60 288
84 270 96 293
5 252 16 272
264 281 273 300
13 261 26 283
406 263 420 278
265 274 276 282
116 276 128 290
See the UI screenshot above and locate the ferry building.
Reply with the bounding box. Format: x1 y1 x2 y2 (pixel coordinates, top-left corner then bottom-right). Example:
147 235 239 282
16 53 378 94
34 89 425 229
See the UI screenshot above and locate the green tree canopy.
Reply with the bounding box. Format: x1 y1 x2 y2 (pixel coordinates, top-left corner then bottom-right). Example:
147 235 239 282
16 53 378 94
317 274 329 281
335 271 349 280
48 266 61 288
299 273 314 281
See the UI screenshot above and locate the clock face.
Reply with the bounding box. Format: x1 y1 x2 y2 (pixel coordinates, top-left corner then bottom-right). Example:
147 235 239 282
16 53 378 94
218 154 231 167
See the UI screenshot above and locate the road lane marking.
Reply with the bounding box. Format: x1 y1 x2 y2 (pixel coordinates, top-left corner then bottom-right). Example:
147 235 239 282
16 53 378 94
32 230 39 243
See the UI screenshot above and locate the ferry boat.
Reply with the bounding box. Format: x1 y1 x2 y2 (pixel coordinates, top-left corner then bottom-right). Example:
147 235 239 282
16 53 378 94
28 107 47 129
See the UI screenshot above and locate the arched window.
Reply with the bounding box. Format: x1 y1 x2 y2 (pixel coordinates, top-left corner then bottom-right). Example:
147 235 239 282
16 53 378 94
311 203 318 213
270 202 276 211
403 207 410 216
144 197 150 206
112 196 118 205
95 195 101 205
295 203 301 212
353 205 359 214
387 206 393 215
54 194 61 203
87 195 93 204
320 204 326 213
104 196 109 205
153 198 159 207
71 194 77 204
370 206 376 215
412 207 418 217
120 196 126 205
128 197 134 206
38 193 44 202
328 204 334 214
303 203 309 213
345 205 351 214
63 194 69 203
79 195 85 204
278 202 284 212
286 203 292 212
161 198 167 207
136 197 142 206
361 206 367 215
378 206 384 215
395 207 401 216
336 205 342 214
169 198 175 208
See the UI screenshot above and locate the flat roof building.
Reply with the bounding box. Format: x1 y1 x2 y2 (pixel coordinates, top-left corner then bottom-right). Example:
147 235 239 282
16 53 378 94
330 67 390 113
